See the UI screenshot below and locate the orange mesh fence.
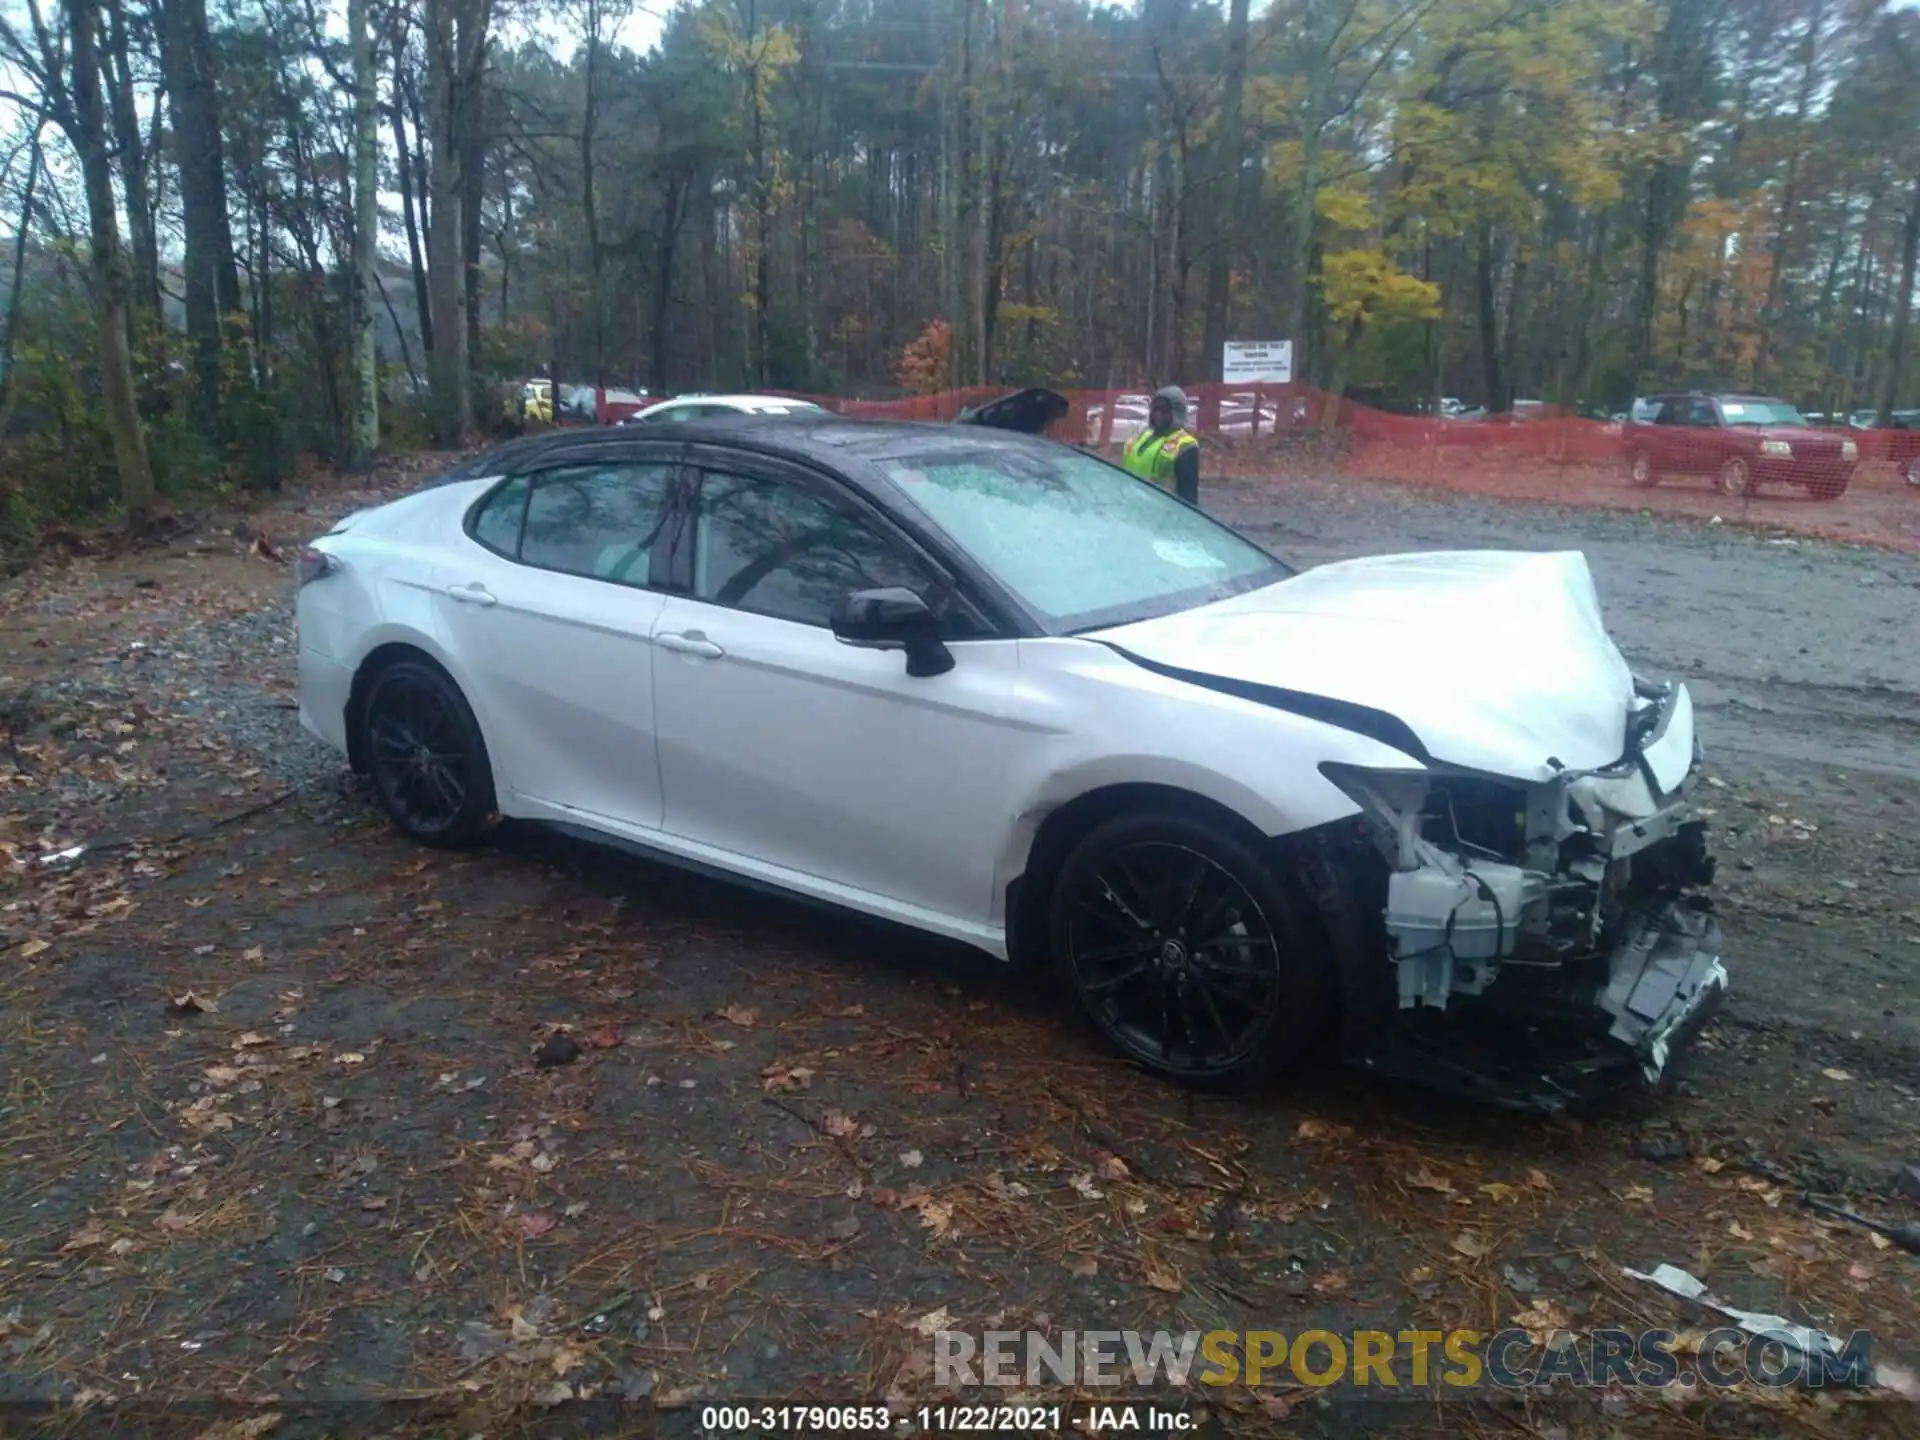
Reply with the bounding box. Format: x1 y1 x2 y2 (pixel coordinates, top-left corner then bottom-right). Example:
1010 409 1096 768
618 382 1920 552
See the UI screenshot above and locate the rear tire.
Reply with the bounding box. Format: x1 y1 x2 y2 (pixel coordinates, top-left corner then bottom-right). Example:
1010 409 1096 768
1716 456 1755 497
1048 809 1330 1088
360 659 497 848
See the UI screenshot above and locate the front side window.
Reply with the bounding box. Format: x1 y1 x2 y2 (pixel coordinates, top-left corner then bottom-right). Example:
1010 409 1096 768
871 444 1289 632
692 472 943 628
518 463 675 585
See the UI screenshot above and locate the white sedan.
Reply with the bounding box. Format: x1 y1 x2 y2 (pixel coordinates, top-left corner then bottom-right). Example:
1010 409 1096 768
295 391 1725 1108
619 393 825 425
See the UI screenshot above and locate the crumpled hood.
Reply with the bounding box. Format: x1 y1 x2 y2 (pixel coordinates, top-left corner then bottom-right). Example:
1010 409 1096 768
1090 550 1636 781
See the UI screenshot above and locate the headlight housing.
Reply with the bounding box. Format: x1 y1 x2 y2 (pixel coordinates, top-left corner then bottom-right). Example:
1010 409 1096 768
1841 440 1858 461
1760 439 1792 458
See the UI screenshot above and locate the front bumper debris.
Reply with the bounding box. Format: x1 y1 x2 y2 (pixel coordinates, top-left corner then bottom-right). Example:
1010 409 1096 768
1328 679 1730 1112
1597 902 1728 1084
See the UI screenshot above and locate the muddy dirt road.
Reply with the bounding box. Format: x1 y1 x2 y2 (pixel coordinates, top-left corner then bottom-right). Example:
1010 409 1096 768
1 469 1916 1438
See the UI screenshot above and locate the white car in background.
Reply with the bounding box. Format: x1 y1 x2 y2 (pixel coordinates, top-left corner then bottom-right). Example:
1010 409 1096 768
294 389 1723 1111
620 393 826 425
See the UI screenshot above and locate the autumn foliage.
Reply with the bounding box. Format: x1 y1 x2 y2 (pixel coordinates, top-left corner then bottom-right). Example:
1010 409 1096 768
897 320 953 397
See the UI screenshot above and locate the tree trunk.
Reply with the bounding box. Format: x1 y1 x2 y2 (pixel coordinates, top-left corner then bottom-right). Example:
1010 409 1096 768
1199 0 1250 395
461 71 485 365
155 0 241 424
347 0 380 466
0 115 45 417
68 0 155 523
582 0 605 387
650 169 686 392
424 0 474 443
103 0 159 316
1475 218 1505 411
1878 179 1920 426
391 71 434 355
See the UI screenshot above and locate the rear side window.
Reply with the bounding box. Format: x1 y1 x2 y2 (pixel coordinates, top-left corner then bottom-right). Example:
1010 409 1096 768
518 463 676 586
470 476 529 555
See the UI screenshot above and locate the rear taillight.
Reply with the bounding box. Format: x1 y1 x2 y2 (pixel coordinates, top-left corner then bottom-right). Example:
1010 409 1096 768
296 546 339 586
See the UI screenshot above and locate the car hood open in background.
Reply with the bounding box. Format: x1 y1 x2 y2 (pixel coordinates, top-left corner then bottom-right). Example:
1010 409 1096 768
1090 550 1638 780
954 387 1071 434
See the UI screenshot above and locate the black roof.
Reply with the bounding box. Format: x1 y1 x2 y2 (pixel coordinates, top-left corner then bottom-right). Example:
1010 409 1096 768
434 412 1060 488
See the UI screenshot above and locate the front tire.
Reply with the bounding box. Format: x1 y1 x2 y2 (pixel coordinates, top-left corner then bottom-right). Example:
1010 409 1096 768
360 659 497 848
1048 810 1329 1087
1716 456 1755 497
1628 450 1657 487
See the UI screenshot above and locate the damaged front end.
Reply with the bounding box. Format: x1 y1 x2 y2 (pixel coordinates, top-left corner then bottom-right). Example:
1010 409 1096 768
1320 678 1727 1111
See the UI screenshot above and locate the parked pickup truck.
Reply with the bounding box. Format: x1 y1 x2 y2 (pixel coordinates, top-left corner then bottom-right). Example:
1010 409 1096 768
1622 392 1858 499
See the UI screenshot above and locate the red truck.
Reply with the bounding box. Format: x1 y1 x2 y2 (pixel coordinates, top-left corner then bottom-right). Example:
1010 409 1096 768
1622 392 1858 499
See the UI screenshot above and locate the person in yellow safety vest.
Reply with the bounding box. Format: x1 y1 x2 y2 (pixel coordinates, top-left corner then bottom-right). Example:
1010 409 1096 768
1121 385 1201 504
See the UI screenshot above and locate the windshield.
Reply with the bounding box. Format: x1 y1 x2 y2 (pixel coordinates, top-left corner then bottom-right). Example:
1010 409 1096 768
873 445 1292 632
1718 399 1806 426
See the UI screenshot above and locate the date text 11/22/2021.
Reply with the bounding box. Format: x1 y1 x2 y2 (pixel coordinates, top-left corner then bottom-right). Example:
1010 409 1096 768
698 1403 1202 1433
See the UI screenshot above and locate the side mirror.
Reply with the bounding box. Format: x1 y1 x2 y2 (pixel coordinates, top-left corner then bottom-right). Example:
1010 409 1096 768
829 587 955 678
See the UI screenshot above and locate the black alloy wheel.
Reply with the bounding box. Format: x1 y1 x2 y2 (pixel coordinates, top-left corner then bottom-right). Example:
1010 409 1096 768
362 659 496 847
1050 811 1328 1086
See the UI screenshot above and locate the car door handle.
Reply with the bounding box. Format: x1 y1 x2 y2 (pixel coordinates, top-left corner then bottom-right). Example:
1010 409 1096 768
656 631 725 658
445 583 497 607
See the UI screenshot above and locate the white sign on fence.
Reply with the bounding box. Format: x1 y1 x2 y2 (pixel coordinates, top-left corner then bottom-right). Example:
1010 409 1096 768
1222 340 1293 385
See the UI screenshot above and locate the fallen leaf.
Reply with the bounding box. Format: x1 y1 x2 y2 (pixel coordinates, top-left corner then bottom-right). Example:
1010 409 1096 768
1621 1184 1655 1204
1728 1220 1755 1240
335 1052 366 1066
1065 1255 1098 1278
360 1196 389 1212
529 1151 558 1174
1310 1270 1348 1295
1478 1182 1518 1204
563 1202 589 1218
1259 1393 1298 1421
1821 1068 1853 1082
1512 1300 1572 1348
156 1209 199 1234
1295 1119 1340 1141
1405 1265 1435 1283
1070 1173 1104 1200
912 1307 952 1336
232 1032 273 1050
822 1111 859 1138
202 1065 242 1085
718 1005 759 1028
1524 1169 1554 1192
168 991 216 1015
532 1381 572 1407
582 1024 622 1049
1451 1232 1488 1259
61 1221 111 1253
16 938 49 958
1142 1259 1182 1293
917 1201 954 1237
760 1063 814 1094
1869 1232 1893 1251
1095 1153 1131 1182
1408 1166 1456 1196
899 1149 924 1169
1695 1156 1726 1174
1849 1261 1875 1282
520 1211 558 1239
